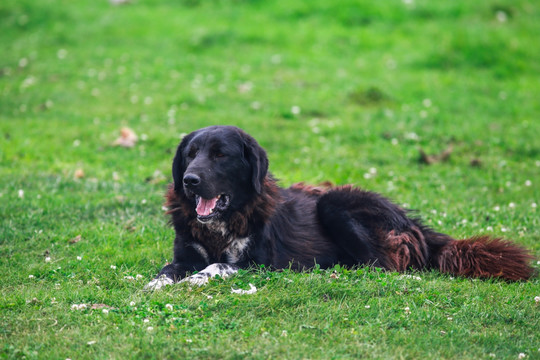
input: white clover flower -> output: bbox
[291,105,301,115]
[102,309,109,314]
[18,189,24,198]
[29,275,35,279]
[143,318,150,323]
[534,296,540,304]
[77,256,82,261]
[147,327,154,331]
[130,301,136,306]
[518,353,526,359]
[110,265,117,270]
[136,274,144,280]
[165,304,173,311]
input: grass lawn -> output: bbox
[1,0,539,358]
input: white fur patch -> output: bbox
[181,263,238,286]
[224,237,250,264]
[144,275,174,291]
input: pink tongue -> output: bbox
[196,197,219,216]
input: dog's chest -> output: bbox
[224,237,250,263]
[190,220,250,263]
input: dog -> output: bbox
[145,125,534,289]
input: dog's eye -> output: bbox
[215,153,225,158]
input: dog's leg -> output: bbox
[316,196,374,265]
[181,263,239,286]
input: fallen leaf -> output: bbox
[418,145,453,165]
[113,127,137,148]
[74,168,85,179]
[69,235,82,244]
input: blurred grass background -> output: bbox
[1,0,539,358]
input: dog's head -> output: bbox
[172,126,268,223]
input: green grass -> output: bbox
[1,0,539,358]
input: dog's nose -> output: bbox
[183,173,201,187]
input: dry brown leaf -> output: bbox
[74,168,85,179]
[69,235,82,244]
[113,127,137,148]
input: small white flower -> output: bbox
[29,275,35,279]
[146,327,154,331]
[422,98,432,108]
[281,330,288,337]
[130,301,136,306]
[509,202,516,208]
[45,257,51,263]
[365,305,371,309]
[532,203,537,209]
[87,340,97,345]
[534,296,540,304]
[102,309,109,314]
[165,304,173,311]
[207,295,213,300]
[141,199,147,204]
[57,49,67,59]
[291,105,301,115]
[447,317,453,321]
[136,274,143,280]
[493,206,500,212]
[525,180,532,187]
[110,265,117,270]
[18,189,24,198]
[143,318,150,323]
[518,353,526,359]
[404,306,411,314]
[124,276,134,281]
[185,339,193,343]
[77,256,82,261]
[496,11,508,23]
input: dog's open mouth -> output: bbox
[195,194,230,222]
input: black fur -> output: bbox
[151,125,534,283]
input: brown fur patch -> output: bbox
[384,227,428,271]
[290,181,333,196]
[437,236,534,281]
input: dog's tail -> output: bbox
[432,235,534,281]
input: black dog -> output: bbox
[145,126,533,289]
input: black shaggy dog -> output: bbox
[146,125,533,289]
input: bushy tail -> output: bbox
[435,236,535,281]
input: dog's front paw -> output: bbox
[143,275,174,291]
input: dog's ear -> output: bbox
[242,132,268,194]
[172,132,196,192]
